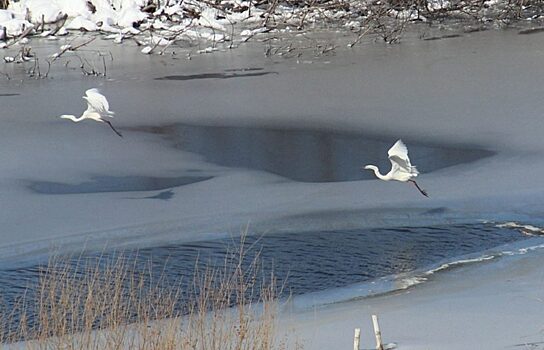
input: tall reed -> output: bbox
[0,238,289,350]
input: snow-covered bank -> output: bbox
[280,238,544,350]
[1,0,259,49]
[1,0,543,62]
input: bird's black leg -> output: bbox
[104,120,123,138]
[409,180,428,197]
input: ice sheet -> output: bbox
[1,29,544,265]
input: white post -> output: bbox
[353,328,361,350]
[372,315,384,350]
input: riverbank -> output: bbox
[281,239,544,349]
[2,0,543,51]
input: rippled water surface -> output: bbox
[0,223,524,314]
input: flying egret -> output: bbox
[59,88,122,138]
[363,139,428,197]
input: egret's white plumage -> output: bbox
[364,139,428,197]
[59,88,122,138]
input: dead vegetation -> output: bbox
[1,0,543,78]
[0,238,288,350]
[0,35,112,80]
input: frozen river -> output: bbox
[1,26,544,308]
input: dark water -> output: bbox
[28,175,212,194]
[166,124,493,182]
[156,70,276,81]
[0,223,523,319]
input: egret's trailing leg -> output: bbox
[409,180,428,197]
[104,120,123,138]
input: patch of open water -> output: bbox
[0,222,528,330]
[140,124,494,182]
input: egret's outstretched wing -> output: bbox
[389,155,419,174]
[83,88,114,116]
[388,139,409,160]
[388,139,419,175]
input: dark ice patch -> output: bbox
[29,175,212,194]
[518,27,544,35]
[142,189,175,200]
[423,34,462,41]
[223,67,264,72]
[155,71,277,81]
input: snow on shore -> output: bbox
[0,0,264,53]
[1,0,541,57]
[280,241,544,350]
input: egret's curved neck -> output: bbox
[365,165,388,180]
[60,114,85,122]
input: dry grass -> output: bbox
[0,238,291,350]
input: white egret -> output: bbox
[59,88,122,138]
[363,139,428,197]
